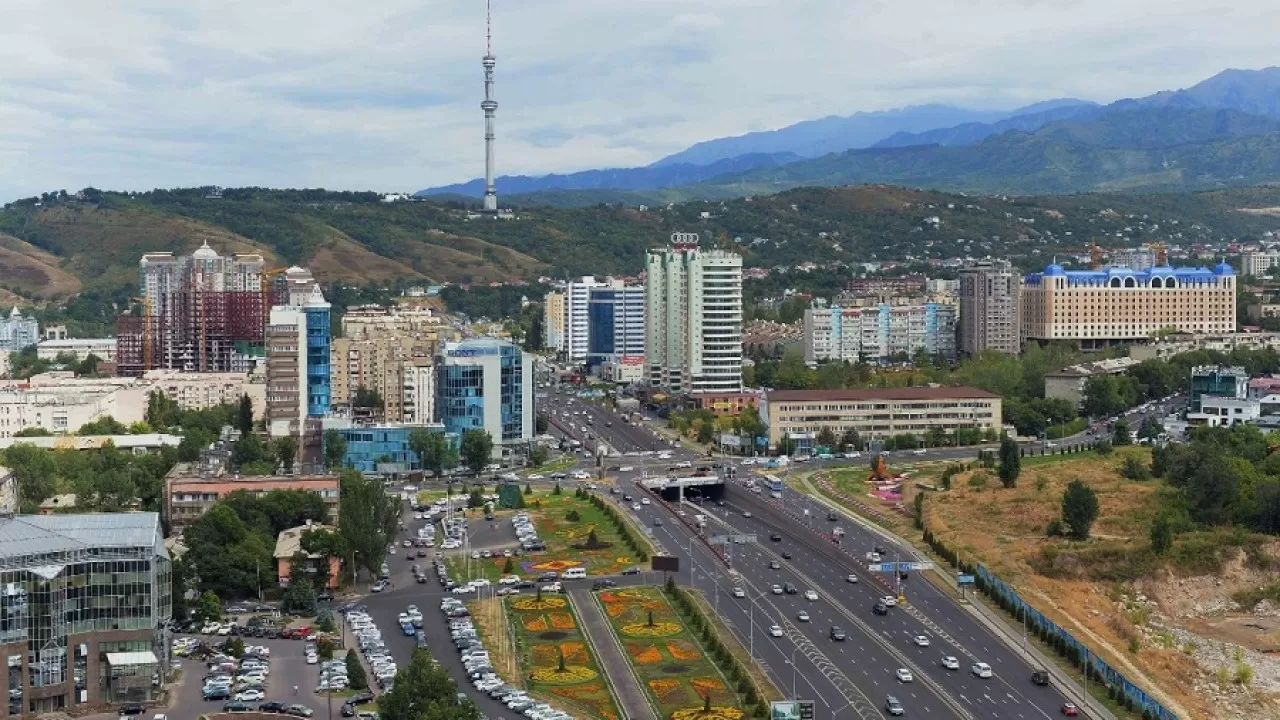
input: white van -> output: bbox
[562,568,587,580]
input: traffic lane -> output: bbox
[628,498,961,719]
[361,584,513,720]
[723,491,1071,719]
[173,635,328,720]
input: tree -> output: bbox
[410,427,452,478]
[1061,480,1100,540]
[460,429,494,475]
[77,415,128,435]
[380,647,480,720]
[997,437,1021,488]
[467,488,484,508]
[4,443,56,509]
[324,429,347,470]
[274,436,298,474]
[345,649,369,691]
[237,394,254,437]
[338,469,397,578]
[839,427,861,452]
[528,445,548,467]
[815,427,837,450]
[283,578,317,615]
[352,385,385,411]
[194,590,222,623]
[1138,416,1164,442]
[1112,418,1132,446]
[775,433,797,457]
[1150,515,1174,555]
[696,419,714,444]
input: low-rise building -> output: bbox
[1043,358,1141,407]
[35,338,117,363]
[761,387,1002,448]
[164,462,339,534]
[274,521,341,589]
[142,370,264,416]
[1187,396,1261,427]
[1242,251,1280,278]
[0,433,180,454]
[0,512,170,713]
[1248,377,1280,399]
[0,308,39,352]
[0,466,14,515]
[683,391,762,417]
[0,381,147,438]
[1189,365,1248,413]
[326,422,456,474]
[1129,332,1280,361]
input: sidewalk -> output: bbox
[568,590,657,720]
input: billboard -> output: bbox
[719,434,743,447]
[770,701,815,720]
[621,355,645,366]
[651,555,680,573]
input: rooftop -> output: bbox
[274,522,337,559]
[767,386,999,402]
[0,512,165,563]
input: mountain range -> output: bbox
[420,67,1280,203]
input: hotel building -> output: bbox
[1020,262,1236,349]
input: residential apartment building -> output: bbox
[163,465,339,533]
[401,358,436,425]
[1020,263,1236,349]
[436,338,533,459]
[142,370,265,416]
[265,287,331,439]
[587,280,645,380]
[1044,357,1141,407]
[563,277,603,363]
[1242,251,1280,278]
[846,275,926,298]
[339,306,451,342]
[330,336,437,422]
[0,512,170,714]
[645,233,743,394]
[804,298,957,364]
[35,338,117,363]
[1111,248,1158,271]
[761,387,1002,447]
[0,383,147,438]
[0,308,38,352]
[542,292,565,350]
[959,260,1021,356]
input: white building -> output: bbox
[401,359,436,425]
[645,233,743,394]
[804,299,957,364]
[0,307,39,352]
[1111,248,1158,271]
[1188,396,1261,427]
[1242,251,1280,278]
[142,370,265,417]
[0,384,146,437]
[587,280,645,379]
[563,276,603,362]
[36,337,118,362]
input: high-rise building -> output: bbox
[329,336,437,423]
[587,280,645,368]
[1242,251,1280,278]
[117,242,269,376]
[804,298,957,364]
[542,292,565,350]
[1020,262,1236,349]
[265,286,331,438]
[1110,248,1157,271]
[561,277,603,363]
[0,307,38,352]
[645,233,743,394]
[959,260,1021,356]
[0,512,171,713]
[340,306,451,342]
[436,338,533,459]
[401,358,436,425]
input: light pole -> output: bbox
[790,646,797,699]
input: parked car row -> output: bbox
[441,597,577,720]
[511,511,546,553]
[343,606,400,690]
[196,641,305,716]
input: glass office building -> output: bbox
[333,424,458,473]
[437,338,533,458]
[0,513,170,716]
[304,291,331,417]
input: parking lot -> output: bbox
[170,635,345,720]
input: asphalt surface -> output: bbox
[171,635,334,720]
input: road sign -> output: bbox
[710,534,756,545]
[869,561,935,572]
[770,701,815,720]
[957,574,975,585]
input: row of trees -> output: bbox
[3,440,177,514]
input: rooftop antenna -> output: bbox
[481,0,499,213]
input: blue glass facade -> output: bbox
[438,364,486,435]
[587,291,616,367]
[335,425,458,473]
[498,344,524,441]
[305,306,331,416]
[437,338,531,447]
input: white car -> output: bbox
[796,611,810,622]
[771,585,784,595]
[452,585,475,595]
[236,689,266,701]
[306,654,318,665]
[631,503,641,511]
[941,656,960,670]
[470,578,491,588]
[913,635,930,647]
[971,662,993,679]
[895,668,913,683]
[732,587,745,598]
[804,590,819,601]
[498,575,520,585]
[388,546,396,555]
[619,466,634,472]
[769,625,783,637]
[881,596,897,607]
[912,448,926,456]
[846,574,858,583]
[640,498,651,505]
[527,474,545,480]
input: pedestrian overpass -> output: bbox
[637,472,726,502]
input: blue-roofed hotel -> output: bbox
[1021,262,1236,349]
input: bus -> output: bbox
[762,475,784,494]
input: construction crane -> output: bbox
[1144,242,1169,266]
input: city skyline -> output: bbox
[2,1,1277,203]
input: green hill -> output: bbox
[4,184,1280,304]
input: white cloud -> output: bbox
[0,0,1276,201]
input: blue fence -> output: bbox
[975,564,1179,720]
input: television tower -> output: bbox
[481,0,499,212]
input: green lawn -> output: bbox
[597,587,746,720]
[450,489,644,583]
[522,456,577,476]
[506,595,621,720]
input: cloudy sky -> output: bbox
[0,0,1275,203]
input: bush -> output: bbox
[1119,455,1151,480]
[1045,518,1065,537]
[565,509,581,523]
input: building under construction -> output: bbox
[116,242,297,376]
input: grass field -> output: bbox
[507,594,620,720]
[598,587,747,720]
[451,489,646,582]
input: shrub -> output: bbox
[1045,518,1065,537]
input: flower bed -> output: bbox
[598,587,746,720]
[506,594,620,720]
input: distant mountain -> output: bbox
[417,152,800,198]
[1130,66,1280,117]
[649,104,1012,167]
[872,102,1102,149]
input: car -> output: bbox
[591,579,617,590]
[118,704,146,716]
[783,583,797,594]
[895,668,913,683]
[258,701,289,713]
[203,687,232,701]
[1031,670,1051,686]
[770,584,783,595]
[881,595,897,607]
[286,705,315,718]
[732,587,745,598]
[769,625,783,637]
[305,654,318,664]
[1061,702,1079,716]
[223,701,254,712]
[972,662,993,679]
[235,689,265,702]
[768,560,781,570]
[803,589,818,601]
[640,498,651,505]
[845,574,858,583]
[941,656,960,670]
[742,511,752,518]
[829,626,846,641]
[631,503,641,511]
[621,566,641,576]
[653,518,663,526]
[781,551,792,559]
[769,533,782,542]
[796,611,810,622]
[885,696,904,716]
[527,474,545,480]
[912,448,926,455]
[913,635,930,647]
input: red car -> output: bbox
[1061,702,1079,717]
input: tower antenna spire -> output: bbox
[486,0,492,57]
[481,0,499,213]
